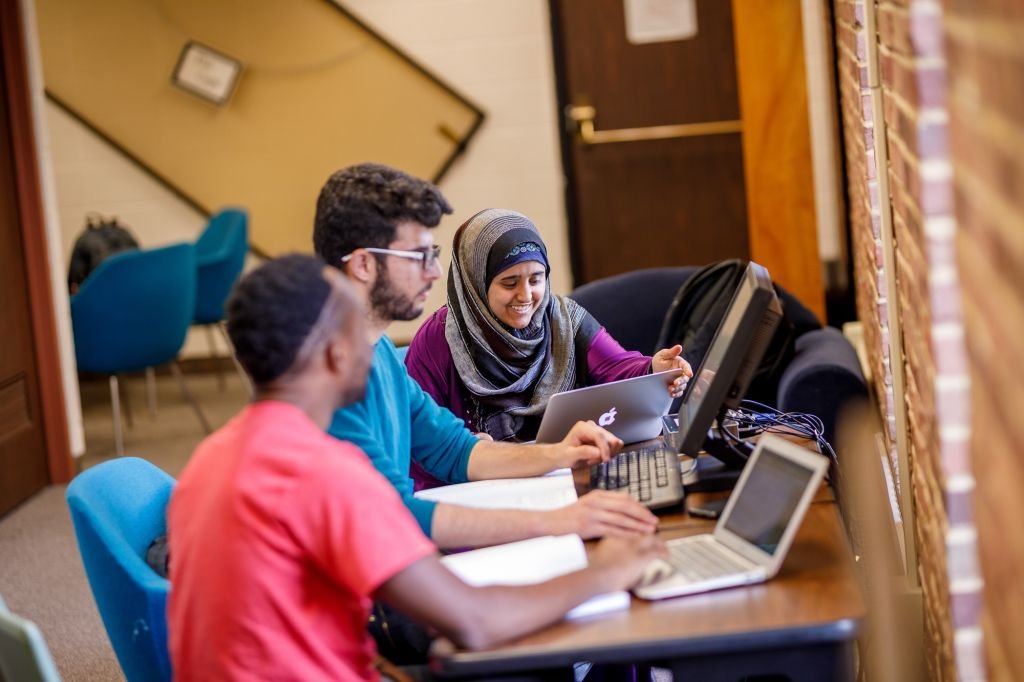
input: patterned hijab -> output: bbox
[445,209,599,441]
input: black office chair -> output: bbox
[569,267,699,355]
[777,326,868,443]
[570,266,866,444]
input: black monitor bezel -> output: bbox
[674,262,782,458]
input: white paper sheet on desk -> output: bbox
[413,469,577,511]
[441,535,630,620]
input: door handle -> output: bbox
[565,104,742,145]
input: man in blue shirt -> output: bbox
[314,163,658,549]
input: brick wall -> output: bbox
[877,2,966,680]
[834,0,985,679]
[835,0,896,452]
[943,1,1024,679]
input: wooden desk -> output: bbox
[430,486,864,681]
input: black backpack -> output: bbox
[655,259,819,406]
[67,214,140,293]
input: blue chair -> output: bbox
[66,458,173,682]
[0,595,62,682]
[194,208,249,391]
[71,243,210,457]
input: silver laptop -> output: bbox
[535,369,683,444]
[634,434,828,600]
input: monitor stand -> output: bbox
[681,433,753,493]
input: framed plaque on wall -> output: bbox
[172,41,242,105]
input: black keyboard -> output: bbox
[590,447,685,510]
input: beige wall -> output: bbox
[36,0,481,259]
[45,0,569,350]
[343,0,570,344]
[46,102,231,358]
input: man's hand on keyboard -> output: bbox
[588,534,668,591]
[553,420,624,468]
[551,490,658,539]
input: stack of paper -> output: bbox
[441,534,630,620]
[413,469,577,511]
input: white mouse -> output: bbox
[636,558,675,588]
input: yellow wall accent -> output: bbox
[36,0,482,256]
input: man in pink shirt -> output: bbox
[168,255,665,681]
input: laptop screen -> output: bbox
[720,448,818,555]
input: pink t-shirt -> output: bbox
[168,401,436,682]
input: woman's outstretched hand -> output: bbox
[652,344,693,397]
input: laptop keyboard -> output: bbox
[667,537,752,581]
[590,446,684,509]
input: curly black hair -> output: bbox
[312,162,453,266]
[226,254,334,387]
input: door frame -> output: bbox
[548,0,585,286]
[1,0,73,484]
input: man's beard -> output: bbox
[369,265,426,322]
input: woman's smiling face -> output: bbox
[486,261,547,329]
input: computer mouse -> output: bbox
[636,558,675,588]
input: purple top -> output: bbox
[405,306,653,489]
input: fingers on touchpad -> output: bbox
[638,559,675,587]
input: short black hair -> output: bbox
[226,254,332,386]
[313,162,453,266]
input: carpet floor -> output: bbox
[0,367,248,680]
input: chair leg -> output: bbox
[120,375,134,429]
[216,321,253,398]
[170,362,212,434]
[145,366,158,418]
[109,375,125,457]
[205,324,226,391]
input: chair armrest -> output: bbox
[777,327,868,442]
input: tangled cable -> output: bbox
[716,400,842,490]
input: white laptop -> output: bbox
[633,434,829,600]
[534,369,684,444]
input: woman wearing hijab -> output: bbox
[405,209,690,463]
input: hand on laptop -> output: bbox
[552,490,658,539]
[587,534,668,591]
[554,420,624,468]
[652,344,693,397]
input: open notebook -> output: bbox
[413,469,577,511]
[441,535,629,620]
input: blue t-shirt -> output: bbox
[328,336,477,536]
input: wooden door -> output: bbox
[551,0,826,320]
[0,0,70,516]
[552,0,749,284]
[0,90,49,515]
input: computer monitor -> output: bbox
[672,261,782,466]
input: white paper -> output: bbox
[414,471,577,511]
[624,0,698,45]
[441,535,630,620]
